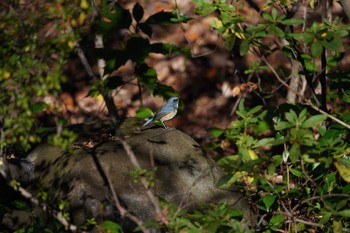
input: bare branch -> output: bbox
[261,56,350,131]
[0,168,77,232]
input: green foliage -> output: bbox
[191,1,350,230]
[0,1,84,151]
[102,220,123,233]
[145,202,249,233]
[130,167,157,188]
[211,99,350,232]
[2,0,350,232]
[90,0,189,102]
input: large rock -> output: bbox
[4,119,255,231]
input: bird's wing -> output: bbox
[153,108,171,120]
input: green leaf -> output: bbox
[272,25,285,38]
[237,99,246,116]
[311,40,323,57]
[285,110,297,124]
[209,128,225,138]
[136,107,153,118]
[290,168,304,178]
[170,13,192,23]
[31,101,48,113]
[301,114,327,128]
[247,105,263,115]
[220,12,232,25]
[193,1,216,15]
[275,121,293,130]
[301,33,314,44]
[334,209,350,218]
[216,174,235,189]
[333,219,343,233]
[136,63,157,92]
[269,215,285,229]
[87,86,101,97]
[239,39,250,56]
[223,34,236,51]
[319,212,332,225]
[281,18,304,25]
[323,37,343,52]
[334,29,349,37]
[271,8,277,21]
[289,143,300,162]
[247,24,266,33]
[133,3,144,22]
[252,138,275,148]
[102,220,123,233]
[262,195,276,212]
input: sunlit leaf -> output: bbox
[290,168,304,178]
[334,161,350,183]
[102,220,123,233]
[252,138,275,148]
[301,114,327,128]
[334,209,350,218]
[209,128,225,138]
[319,212,332,225]
[275,121,293,130]
[333,219,343,233]
[281,18,304,25]
[262,195,276,212]
[269,215,284,229]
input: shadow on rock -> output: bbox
[3,119,256,232]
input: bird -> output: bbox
[141,97,179,128]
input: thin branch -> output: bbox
[291,193,350,213]
[294,218,324,228]
[261,56,350,130]
[75,36,154,231]
[0,168,77,231]
[76,31,167,229]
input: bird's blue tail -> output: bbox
[141,117,154,128]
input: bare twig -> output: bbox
[294,218,324,228]
[261,56,350,130]
[76,37,152,231]
[0,168,77,231]
[76,29,167,230]
[291,193,350,213]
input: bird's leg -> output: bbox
[161,121,167,129]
